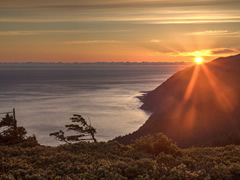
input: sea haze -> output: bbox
[0,63,188,146]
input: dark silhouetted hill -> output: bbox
[116,54,240,147]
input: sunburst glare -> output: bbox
[195,57,203,64]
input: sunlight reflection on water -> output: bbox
[0,64,187,145]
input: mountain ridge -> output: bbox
[116,54,240,147]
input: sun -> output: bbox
[195,57,203,64]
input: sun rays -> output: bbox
[184,65,200,101]
[170,59,238,132]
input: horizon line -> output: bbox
[0,61,192,64]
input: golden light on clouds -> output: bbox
[0,0,240,62]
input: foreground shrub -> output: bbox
[1,136,240,179]
[132,133,180,156]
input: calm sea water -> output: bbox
[0,63,187,146]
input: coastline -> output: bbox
[135,90,150,105]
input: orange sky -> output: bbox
[0,0,240,62]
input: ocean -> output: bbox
[0,63,188,146]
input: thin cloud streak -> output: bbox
[211,48,240,55]
[0,31,37,36]
[170,48,240,57]
[145,18,240,24]
[149,39,162,43]
[0,0,240,24]
[65,40,122,44]
[0,30,131,36]
[1,17,240,24]
[1,0,240,10]
[188,30,240,37]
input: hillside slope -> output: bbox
[116,54,240,147]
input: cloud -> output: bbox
[175,50,212,57]
[65,40,122,44]
[169,48,240,57]
[210,48,240,55]
[1,0,240,10]
[2,15,240,24]
[0,0,239,24]
[188,30,240,37]
[0,31,38,35]
[149,39,161,43]
[188,30,228,35]
[0,30,130,36]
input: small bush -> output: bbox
[132,133,180,156]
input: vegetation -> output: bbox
[1,133,240,179]
[1,113,240,179]
[0,114,38,147]
[50,114,97,143]
[132,133,180,156]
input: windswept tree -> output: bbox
[50,114,97,144]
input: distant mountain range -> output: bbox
[0,61,191,66]
[116,54,240,147]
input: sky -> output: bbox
[0,0,240,62]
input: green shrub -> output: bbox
[1,135,240,179]
[132,133,180,156]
